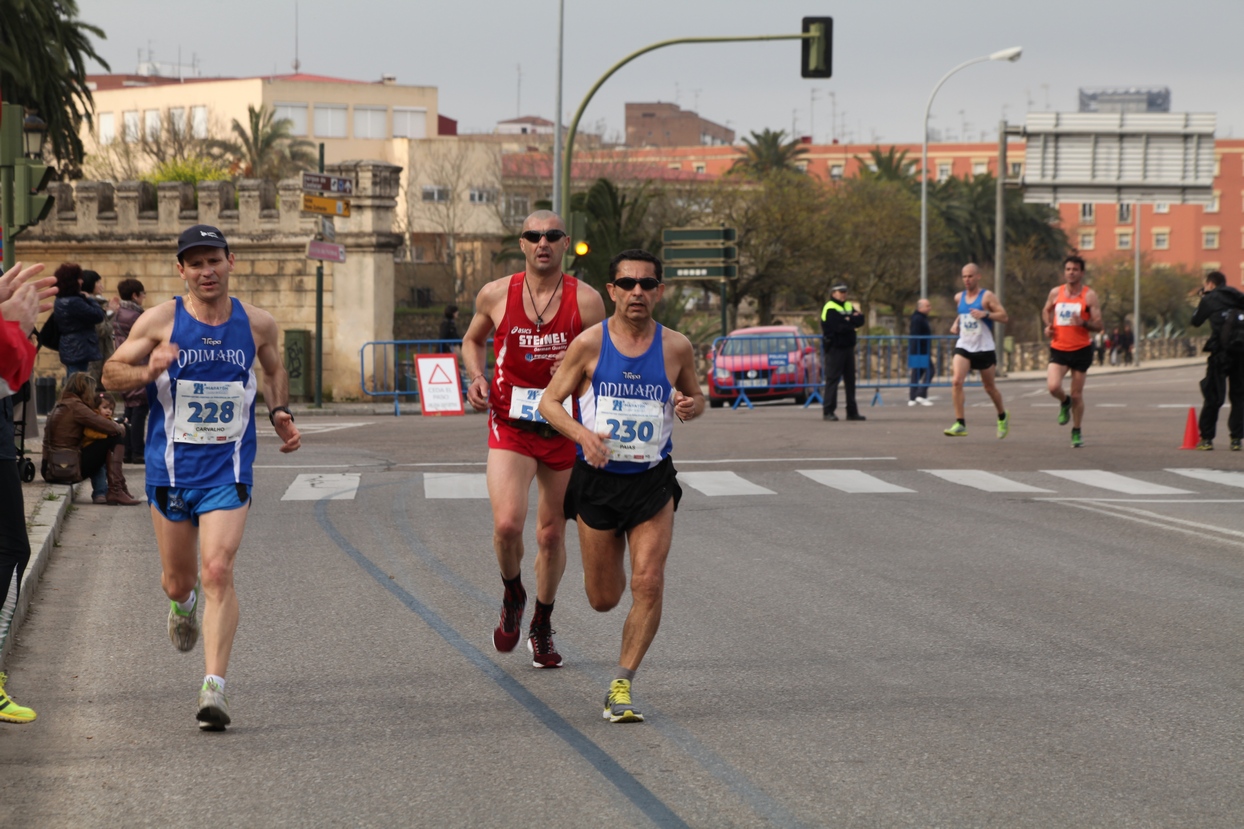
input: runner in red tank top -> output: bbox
[462,210,606,667]
[1042,255,1103,447]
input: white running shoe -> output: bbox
[908,399,918,407]
[917,397,934,407]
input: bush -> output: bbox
[142,158,232,184]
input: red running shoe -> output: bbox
[527,625,564,668]
[492,595,526,652]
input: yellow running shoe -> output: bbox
[0,672,36,724]
[603,679,644,723]
[943,422,967,437]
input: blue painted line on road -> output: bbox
[314,498,690,829]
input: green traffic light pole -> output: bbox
[558,30,821,217]
[1,103,20,272]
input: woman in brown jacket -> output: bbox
[42,372,140,505]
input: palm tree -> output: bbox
[214,105,316,180]
[730,129,809,177]
[0,0,109,169]
[853,146,917,187]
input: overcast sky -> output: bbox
[80,0,1243,143]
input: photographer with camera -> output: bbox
[1190,271,1244,451]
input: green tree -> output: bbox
[142,157,232,185]
[214,105,315,180]
[730,129,809,178]
[0,0,108,169]
[1090,256,1200,335]
[853,146,917,186]
[570,177,658,292]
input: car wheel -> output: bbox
[709,398,724,409]
[792,392,807,405]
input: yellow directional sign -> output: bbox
[302,194,351,217]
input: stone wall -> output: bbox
[21,161,402,400]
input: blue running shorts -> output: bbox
[147,483,252,526]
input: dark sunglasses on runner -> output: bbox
[612,277,661,291]
[520,229,568,243]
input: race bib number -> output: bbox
[173,380,247,444]
[508,386,572,424]
[1055,302,1082,326]
[599,396,664,462]
[959,313,981,332]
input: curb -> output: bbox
[0,480,82,669]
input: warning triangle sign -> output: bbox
[427,364,454,384]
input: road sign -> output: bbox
[320,217,335,242]
[301,172,354,196]
[668,265,737,279]
[415,354,465,416]
[664,246,738,262]
[302,194,351,217]
[662,227,737,245]
[306,240,346,263]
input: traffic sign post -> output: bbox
[662,226,739,337]
[302,193,351,217]
[306,240,346,263]
[301,171,354,196]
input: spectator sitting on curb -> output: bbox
[42,372,140,505]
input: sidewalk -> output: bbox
[998,355,1204,383]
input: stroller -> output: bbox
[12,379,37,482]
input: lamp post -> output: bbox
[920,46,1021,299]
[552,0,564,215]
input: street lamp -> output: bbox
[919,46,1021,299]
[22,113,47,158]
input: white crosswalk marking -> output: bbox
[424,473,489,499]
[679,471,775,497]
[798,469,914,493]
[1165,468,1244,488]
[922,469,1054,493]
[1041,470,1192,495]
[281,473,361,501]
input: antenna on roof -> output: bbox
[292,0,301,72]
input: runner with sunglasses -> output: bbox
[462,210,606,667]
[539,249,704,722]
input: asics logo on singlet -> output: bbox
[511,326,532,334]
[177,348,247,369]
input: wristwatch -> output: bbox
[269,405,294,426]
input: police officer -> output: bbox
[1190,270,1244,451]
[821,283,866,422]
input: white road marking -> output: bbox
[281,473,361,501]
[424,472,490,499]
[1165,468,1244,488]
[1054,501,1244,550]
[678,456,897,464]
[679,472,775,496]
[262,421,372,435]
[1156,404,1199,408]
[798,469,914,493]
[1041,469,1192,495]
[922,469,1054,493]
[1096,403,1126,407]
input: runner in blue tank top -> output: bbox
[540,249,704,723]
[104,225,301,731]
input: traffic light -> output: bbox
[801,17,833,79]
[13,159,54,230]
[566,210,590,270]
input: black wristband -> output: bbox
[269,405,293,426]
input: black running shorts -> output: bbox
[564,455,682,537]
[953,347,997,372]
[1050,346,1093,374]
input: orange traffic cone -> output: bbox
[1180,406,1199,449]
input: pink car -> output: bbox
[706,325,822,408]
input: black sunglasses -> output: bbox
[612,277,661,291]
[520,229,568,243]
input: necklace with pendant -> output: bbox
[525,274,563,330]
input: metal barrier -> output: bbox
[707,334,973,410]
[360,339,485,416]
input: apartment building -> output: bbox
[625,103,734,148]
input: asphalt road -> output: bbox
[3,366,1242,828]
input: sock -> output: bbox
[1061,395,1070,406]
[175,587,197,614]
[204,674,225,691]
[614,667,636,682]
[530,599,554,630]
[998,411,1007,421]
[502,575,526,605]
[956,418,965,427]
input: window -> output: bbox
[143,109,161,140]
[169,107,186,135]
[693,163,706,173]
[1117,204,1133,224]
[1153,230,1170,250]
[1078,231,1095,250]
[274,102,308,136]
[1154,202,1169,214]
[393,107,427,138]
[422,185,450,203]
[411,245,427,262]
[937,162,951,181]
[1116,231,1132,250]
[122,110,140,142]
[504,194,530,221]
[1009,162,1022,177]
[829,164,844,181]
[1079,203,1095,224]
[1203,228,1220,250]
[190,106,207,139]
[313,104,347,138]
[795,161,808,173]
[468,188,497,204]
[667,162,681,170]
[972,161,988,176]
[1203,263,1221,275]
[353,106,387,139]
[1206,192,1220,213]
[98,112,115,145]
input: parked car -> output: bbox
[706,325,822,407]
